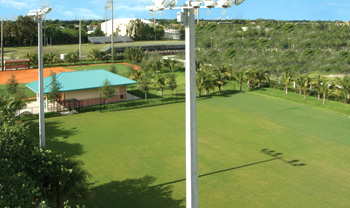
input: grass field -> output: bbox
[65,63,132,75]
[28,92,350,207]
[3,40,185,59]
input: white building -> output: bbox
[101,18,153,37]
[163,28,181,40]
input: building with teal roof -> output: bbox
[26,69,137,109]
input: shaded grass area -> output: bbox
[28,93,350,207]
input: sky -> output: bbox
[1,0,350,21]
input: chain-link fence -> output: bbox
[17,82,241,119]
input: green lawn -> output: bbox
[28,92,350,207]
[0,83,36,98]
[64,63,132,77]
[4,40,185,59]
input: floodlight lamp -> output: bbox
[154,0,167,7]
[217,0,234,8]
[235,0,245,5]
[191,1,202,8]
[146,5,155,11]
[204,0,216,8]
[41,7,52,15]
[167,0,178,8]
[27,6,52,18]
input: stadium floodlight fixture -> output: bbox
[204,0,216,8]
[146,1,246,208]
[235,0,245,5]
[167,0,178,8]
[217,0,234,8]
[27,6,52,20]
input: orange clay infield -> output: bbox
[0,63,140,85]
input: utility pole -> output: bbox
[79,20,82,65]
[1,20,4,71]
[111,0,114,63]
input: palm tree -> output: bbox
[313,74,323,99]
[129,69,142,81]
[89,48,103,63]
[169,59,178,73]
[226,65,235,80]
[44,157,90,208]
[301,75,311,99]
[203,70,215,95]
[167,74,177,97]
[233,70,245,92]
[195,61,202,73]
[254,70,270,88]
[335,76,350,104]
[152,75,166,96]
[295,75,306,95]
[213,68,226,93]
[196,71,205,97]
[245,70,255,89]
[151,60,162,77]
[281,71,293,94]
[320,79,331,104]
[137,73,150,101]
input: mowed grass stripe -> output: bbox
[29,93,350,207]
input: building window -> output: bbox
[120,95,124,99]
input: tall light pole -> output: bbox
[27,6,52,150]
[147,1,245,207]
[1,20,4,71]
[111,0,114,63]
[79,19,82,65]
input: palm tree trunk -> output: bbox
[317,91,321,99]
[145,92,147,101]
[285,85,288,94]
[218,85,222,93]
[304,89,306,99]
[299,87,302,95]
[240,82,243,92]
[323,95,326,104]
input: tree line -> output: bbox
[131,53,350,105]
[1,17,104,47]
[195,19,350,74]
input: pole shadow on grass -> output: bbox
[155,149,306,188]
[86,176,185,208]
[154,157,281,188]
[27,121,84,158]
[260,148,306,166]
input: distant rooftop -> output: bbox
[88,36,133,44]
[26,69,136,94]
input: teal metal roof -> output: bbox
[25,69,136,94]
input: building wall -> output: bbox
[101,18,152,36]
[60,86,127,109]
[64,86,126,101]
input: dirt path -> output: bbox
[0,63,140,84]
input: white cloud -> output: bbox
[0,0,28,10]
[0,0,41,10]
